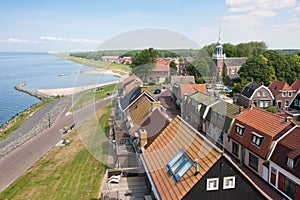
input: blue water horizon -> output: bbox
[0,52,119,126]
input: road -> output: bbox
[0,95,114,192]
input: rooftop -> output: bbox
[268,80,294,96]
[180,84,207,96]
[241,82,261,99]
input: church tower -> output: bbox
[212,29,226,80]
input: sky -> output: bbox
[0,0,300,52]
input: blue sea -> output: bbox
[0,52,119,126]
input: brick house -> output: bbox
[238,82,274,109]
[226,107,295,180]
[268,80,295,110]
[269,126,300,200]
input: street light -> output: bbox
[48,112,51,128]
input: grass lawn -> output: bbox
[57,54,131,75]
[71,83,120,111]
[0,105,112,200]
[0,99,54,141]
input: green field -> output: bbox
[0,105,112,200]
[71,83,120,111]
[57,54,131,75]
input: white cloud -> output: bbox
[7,38,31,43]
[39,36,99,43]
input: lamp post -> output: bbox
[48,112,51,128]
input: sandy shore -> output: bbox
[37,80,122,96]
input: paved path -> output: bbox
[0,95,115,192]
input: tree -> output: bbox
[188,48,213,78]
[238,56,276,85]
[170,61,177,75]
[130,48,158,81]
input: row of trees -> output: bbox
[238,50,300,86]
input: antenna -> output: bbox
[218,26,221,43]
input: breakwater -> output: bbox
[15,83,48,100]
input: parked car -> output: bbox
[153,89,161,94]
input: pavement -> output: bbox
[0,95,115,192]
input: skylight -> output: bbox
[166,149,193,183]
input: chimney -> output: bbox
[284,116,292,123]
[194,159,199,175]
[140,86,147,92]
[139,128,148,147]
[239,106,244,114]
[151,101,161,111]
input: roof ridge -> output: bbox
[177,116,223,154]
[251,107,286,120]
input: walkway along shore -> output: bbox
[15,83,48,100]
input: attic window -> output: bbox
[166,149,193,183]
[251,132,264,147]
[282,91,287,97]
[206,178,219,191]
[223,176,236,189]
[288,91,292,97]
[236,124,245,136]
[287,157,294,168]
[257,91,261,97]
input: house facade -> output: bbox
[146,59,170,83]
[269,126,300,200]
[268,80,295,110]
[238,82,274,109]
[141,116,271,200]
[227,107,294,180]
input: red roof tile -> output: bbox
[154,59,170,72]
[143,117,222,200]
[268,80,293,96]
[229,107,294,159]
[180,84,207,96]
[271,126,300,178]
[292,80,300,91]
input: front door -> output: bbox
[241,146,246,164]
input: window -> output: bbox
[232,142,239,157]
[236,124,245,136]
[223,176,235,189]
[282,91,287,97]
[263,91,267,97]
[295,99,299,107]
[287,157,294,168]
[257,91,261,97]
[206,178,219,191]
[166,149,193,183]
[285,100,289,107]
[249,153,259,171]
[270,167,277,186]
[288,91,292,97]
[284,176,297,200]
[251,132,264,147]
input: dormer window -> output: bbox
[251,132,264,147]
[282,91,287,97]
[236,124,245,136]
[288,91,292,97]
[287,157,294,168]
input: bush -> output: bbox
[195,77,205,84]
[266,107,277,114]
[148,82,156,86]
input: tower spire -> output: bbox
[218,26,221,44]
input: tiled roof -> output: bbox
[171,76,195,86]
[120,87,142,110]
[229,107,294,159]
[143,116,222,200]
[205,101,241,132]
[139,109,171,149]
[268,80,293,96]
[241,82,261,99]
[270,126,300,178]
[291,80,300,91]
[180,84,207,96]
[225,57,247,67]
[128,95,153,126]
[154,59,170,72]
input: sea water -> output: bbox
[0,52,119,126]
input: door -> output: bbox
[241,146,246,164]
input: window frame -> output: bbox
[263,91,267,97]
[282,91,287,97]
[232,141,239,157]
[257,91,261,97]
[206,178,219,191]
[249,152,259,172]
[251,132,264,147]
[223,176,236,189]
[235,123,245,137]
[287,157,294,168]
[285,100,289,107]
[288,91,292,97]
